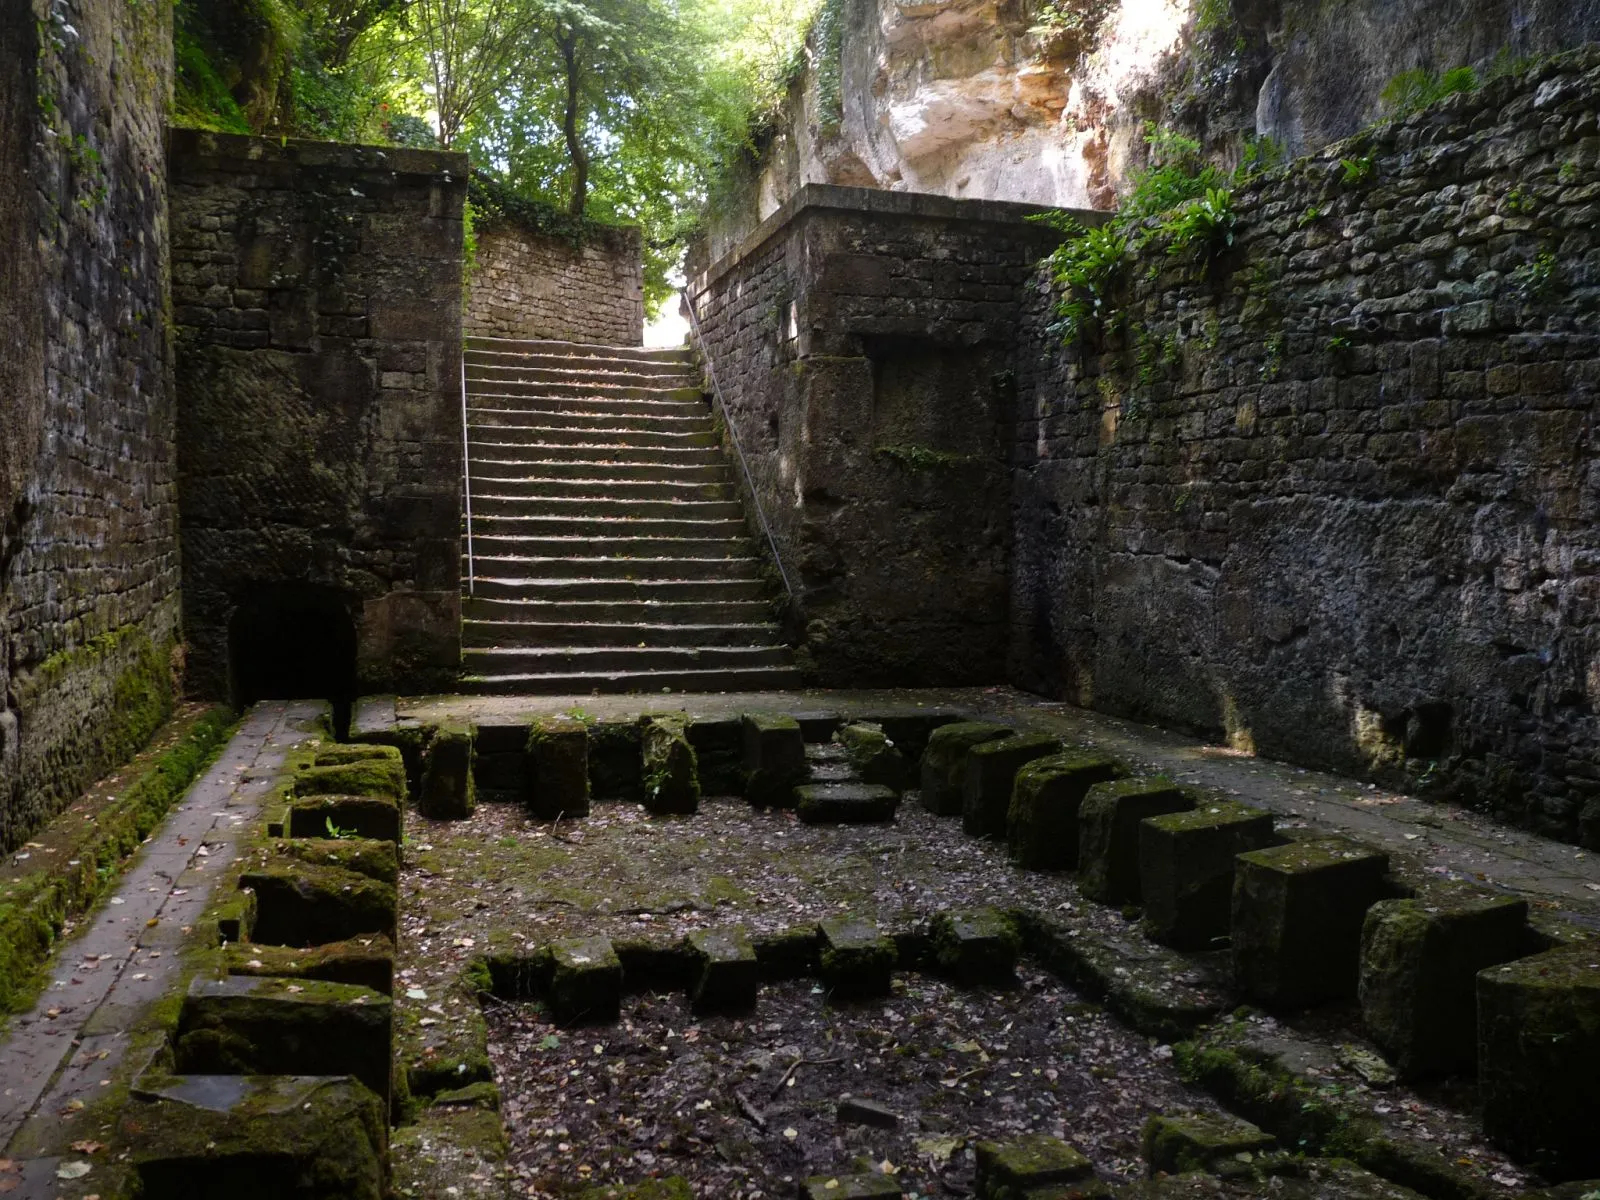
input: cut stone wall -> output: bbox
[1012,48,1600,845]
[690,185,1063,684]
[465,219,643,346]
[0,0,180,852]
[169,131,468,702]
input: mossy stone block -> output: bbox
[240,861,397,947]
[838,721,909,792]
[1359,885,1527,1078]
[931,907,1019,985]
[1007,749,1128,870]
[122,1073,387,1200]
[641,715,700,814]
[963,733,1063,840]
[526,716,590,819]
[754,927,822,979]
[295,757,406,801]
[685,716,743,794]
[919,721,1012,816]
[1077,777,1190,904]
[548,935,622,1024]
[1141,1112,1273,1174]
[578,1178,693,1199]
[419,723,476,820]
[818,918,896,1000]
[273,836,399,883]
[614,935,698,994]
[742,712,807,808]
[1478,942,1600,1179]
[315,743,404,768]
[225,934,396,995]
[796,782,900,824]
[876,711,963,766]
[686,926,759,1014]
[800,1173,902,1199]
[287,794,402,843]
[174,975,393,1102]
[1231,836,1391,1008]
[1139,799,1276,949]
[974,1133,1093,1198]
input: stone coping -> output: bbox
[168,127,470,181]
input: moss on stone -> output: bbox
[526,716,590,819]
[1141,1112,1274,1174]
[314,743,404,768]
[578,1178,694,1199]
[837,721,908,792]
[974,1133,1093,1198]
[1139,797,1276,950]
[295,757,407,801]
[270,835,399,883]
[919,721,1012,816]
[419,723,476,819]
[741,712,807,808]
[224,934,395,995]
[1075,775,1190,904]
[548,935,623,1024]
[1005,749,1127,871]
[641,714,700,814]
[286,795,402,843]
[930,907,1020,985]
[238,860,397,947]
[818,917,896,1000]
[962,733,1063,840]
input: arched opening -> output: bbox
[228,585,358,737]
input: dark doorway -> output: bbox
[228,585,358,736]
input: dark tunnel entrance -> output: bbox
[228,584,358,737]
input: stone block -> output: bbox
[800,1174,902,1199]
[742,712,807,808]
[1077,777,1191,904]
[796,782,900,824]
[876,711,963,765]
[837,721,908,792]
[121,1073,388,1200]
[294,757,407,801]
[577,1179,693,1199]
[974,1134,1093,1198]
[919,721,1012,815]
[641,715,700,814]
[1141,1112,1274,1174]
[526,716,590,819]
[930,907,1019,985]
[1478,943,1600,1179]
[1358,885,1527,1077]
[240,862,397,947]
[686,715,743,793]
[963,733,1063,840]
[225,934,396,995]
[836,1096,899,1128]
[1139,799,1276,948]
[174,975,393,1102]
[419,723,475,820]
[273,836,399,883]
[1232,836,1391,1008]
[287,795,402,843]
[818,918,896,1000]
[314,743,404,769]
[686,926,758,1014]
[1007,750,1128,870]
[548,935,622,1024]
[753,928,822,979]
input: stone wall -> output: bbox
[465,218,643,346]
[0,0,180,852]
[690,185,1063,684]
[170,131,467,702]
[1012,48,1600,844]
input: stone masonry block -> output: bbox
[800,1174,901,1199]
[419,723,475,820]
[526,716,590,819]
[974,1133,1093,1198]
[240,862,398,948]
[838,721,908,792]
[1478,942,1600,1179]
[1359,884,1527,1078]
[287,795,402,843]
[642,715,700,814]
[930,908,1019,985]
[1007,749,1128,870]
[818,918,896,1000]
[686,926,759,1014]
[796,782,899,824]
[1141,1112,1274,1175]
[225,934,396,996]
[963,733,1062,840]
[742,712,807,808]
[1139,799,1276,949]
[548,935,623,1024]
[1232,836,1391,1008]
[1077,777,1191,905]
[295,756,406,801]
[919,721,1012,815]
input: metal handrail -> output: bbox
[460,351,475,596]
[681,288,795,603]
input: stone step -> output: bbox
[469,459,733,485]
[466,335,695,364]
[466,365,699,392]
[469,424,718,449]
[461,663,805,695]
[463,619,782,648]
[471,534,755,559]
[470,476,735,502]
[468,576,770,602]
[467,406,713,432]
[467,441,724,466]
[465,393,708,420]
[462,354,698,383]
[469,513,749,539]
[463,643,793,675]
[469,495,745,521]
[466,375,702,403]
[462,595,775,625]
[466,553,763,582]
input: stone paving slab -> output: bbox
[396,687,1600,920]
[0,701,326,1157]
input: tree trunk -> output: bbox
[560,30,589,217]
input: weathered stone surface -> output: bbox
[240,862,398,948]
[548,936,623,1025]
[225,935,396,996]
[174,975,393,1101]
[963,733,1062,840]
[818,918,896,999]
[1007,749,1128,870]
[641,715,700,814]
[930,907,1019,985]
[315,743,404,768]
[836,1096,900,1129]
[1139,799,1276,949]
[753,928,822,979]
[800,1172,902,1199]
[466,216,643,346]
[1358,885,1527,1078]
[742,712,807,808]
[295,757,407,802]
[796,782,900,824]
[527,716,590,819]
[686,716,744,794]
[1077,777,1190,904]
[272,836,400,884]
[1478,942,1600,1179]
[838,721,909,792]
[1232,837,1391,1007]
[974,1133,1093,1197]
[419,724,476,820]
[686,926,759,1014]
[1141,1112,1274,1175]
[875,711,963,766]
[287,795,402,844]
[920,721,1013,815]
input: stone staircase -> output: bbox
[460,336,800,694]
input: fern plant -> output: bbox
[1163,188,1236,260]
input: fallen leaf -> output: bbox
[69,1140,105,1154]
[56,1161,92,1180]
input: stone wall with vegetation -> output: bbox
[691,185,1062,684]
[1011,48,1600,844]
[466,217,644,346]
[170,131,468,700]
[0,0,180,852]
